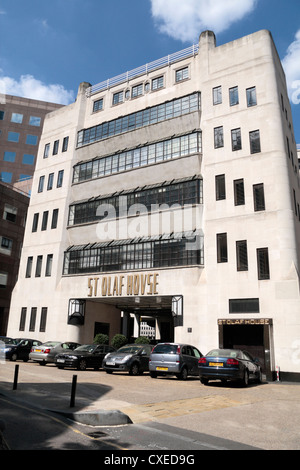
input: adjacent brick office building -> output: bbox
[7,30,300,381]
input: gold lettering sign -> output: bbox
[88,273,159,298]
[218,318,272,325]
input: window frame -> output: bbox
[217,233,228,263]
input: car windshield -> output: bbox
[74,345,97,353]
[117,346,143,354]
[0,337,16,345]
[152,344,178,354]
[206,349,240,358]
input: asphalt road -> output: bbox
[0,360,299,451]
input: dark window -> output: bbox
[38,176,45,193]
[19,307,27,331]
[77,93,200,147]
[43,143,50,159]
[69,178,202,226]
[214,126,224,148]
[39,307,47,332]
[29,307,37,332]
[47,173,54,190]
[253,183,265,211]
[57,170,64,188]
[45,254,53,277]
[229,298,260,313]
[63,232,203,275]
[229,86,239,106]
[35,255,43,277]
[215,174,226,200]
[250,130,261,153]
[257,248,270,280]
[51,209,59,229]
[213,86,222,105]
[62,136,69,152]
[53,140,59,155]
[32,213,39,232]
[234,179,245,206]
[247,87,257,107]
[25,257,33,278]
[41,211,48,231]
[236,240,248,271]
[217,233,227,263]
[231,128,242,151]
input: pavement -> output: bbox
[1,361,300,450]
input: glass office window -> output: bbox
[4,151,16,162]
[26,135,38,145]
[11,113,23,123]
[8,132,20,142]
[22,154,35,165]
[29,116,41,126]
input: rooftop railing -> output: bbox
[86,44,199,97]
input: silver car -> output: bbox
[149,343,203,380]
[29,341,81,365]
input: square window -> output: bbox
[29,116,41,126]
[4,151,16,162]
[152,76,164,91]
[26,135,38,145]
[113,91,123,105]
[8,131,20,142]
[22,154,35,165]
[176,67,189,82]
[0,172,12,183]
[93,99,103,112]
[11,113,23,123]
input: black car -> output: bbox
[1,338,42,362]
[198,348,262,386]
[55,344,115,370]
[102,344,153,375]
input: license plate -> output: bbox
[35,349,41,352]
[209,362,223,367]
[106,361,115,366]
[156,367,168,371]
[56,359,65,363]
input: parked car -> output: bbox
[198,348,262,386]
[103,344,152,375]
[55,344,115,370]
[149,343,203,380]
[0,338,42,362]
[29,341,81,365]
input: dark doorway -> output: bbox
[94,321,110,339]
[219,323,272,378]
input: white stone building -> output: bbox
[7,30,300,381]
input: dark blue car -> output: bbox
[198,348,262,386]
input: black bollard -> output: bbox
[70,375,77,408]
[13,364,19,390]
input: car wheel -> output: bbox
[150,372,157,378]
[39,361,46,366]
[129,363,140,376]
[242,369,249,387]
[78,359,87,371]
[10,353,18,362]
[105,370,113,374]
[177,367,188,380]
[200,378,209,385]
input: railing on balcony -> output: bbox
[86,44,199,97]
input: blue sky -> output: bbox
[1,0,300,143]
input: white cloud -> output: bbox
[151,0,258,42]
[282,30,300,105]
[0,74,74,105]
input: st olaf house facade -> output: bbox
[7,30,300,381]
